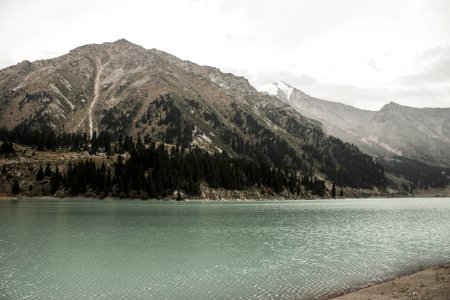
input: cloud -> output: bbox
[253,70,317,88]
[366,61,381,71]
[0,55,16,68]
[399,47,450,85]
[0,0,449,110]
[252,65,450,111]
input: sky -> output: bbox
[1,0,449,110]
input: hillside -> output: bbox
[0,40,386,196]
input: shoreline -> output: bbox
[2,194,450,202]
[325,264,450,300]
[2,195,450,202]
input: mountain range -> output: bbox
[3,39,450,193]
[267,81,450,167]
[0,39,387,190]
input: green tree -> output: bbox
[0,141,15,154]
[36,165,44,181]
[44,163,52,177]
[50,166,61,194]
[331,182,336,198]
[11,180,20,194]
[312,179,326,197]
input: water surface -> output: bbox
[1,198,450,299]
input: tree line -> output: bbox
[1,125,340,198]
[41,142,331,198]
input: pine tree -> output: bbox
[0,141,14,154]
[50,166,61,194]
[331,182,336,198]
[11,180,20,194]
[115,155,124,177]
[44,163,52,177]
[176,190,183,201]
[36,165,44,181]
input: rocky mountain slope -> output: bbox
[267,82,450,167]
[0,39,386,189]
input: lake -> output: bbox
[1,198,450,299]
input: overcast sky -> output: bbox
[1,0,449,110]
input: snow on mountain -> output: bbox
[263,81,294,101]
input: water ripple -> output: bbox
[1,198,450,299]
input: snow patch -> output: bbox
[260,81,294,100]
[276,81,294,100]
[260,83,279,96]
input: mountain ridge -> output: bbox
[267,81,450,167]
[0,39,387,190]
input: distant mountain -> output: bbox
[0,39,386,189]
[267,81,450,167]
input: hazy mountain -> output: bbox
[267,81,450,167]
[0,39,386,189]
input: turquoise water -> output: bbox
[1,198,450,299]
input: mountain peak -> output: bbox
[108,38,144,50]
[387,101,400,106]
[380,101,403,112]
[274,81,294,99]
[262,81,310,102]
[113,38,133,44]
[263,81,294,100]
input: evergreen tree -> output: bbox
[176,190,183,201]
[44,163,52,177]
[36,165,44,181]
[11,180,20,194]
[312,179,326,197]
[0,141,15,154]
[331,182,336,198]
[50,166,61,194]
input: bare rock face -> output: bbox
[268,82,450,166]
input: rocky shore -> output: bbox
[327,264,450,300]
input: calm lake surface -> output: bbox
[1,198,450,299]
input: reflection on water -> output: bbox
[1,198,450,299]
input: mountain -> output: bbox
[0,39,386,189]
[267,81,450,167]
